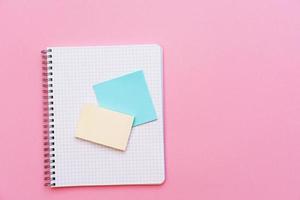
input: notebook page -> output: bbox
[49,44,165,186]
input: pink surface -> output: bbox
[1,0,300,199]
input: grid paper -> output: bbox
[47,44,165,187]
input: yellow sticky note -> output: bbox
[75,104,134,151]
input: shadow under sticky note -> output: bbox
[75,104,134,151]
[93,70,157,126]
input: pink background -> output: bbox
[1,0,300,199]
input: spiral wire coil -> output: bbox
[41,49,56,186]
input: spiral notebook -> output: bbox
[42,44,165,187]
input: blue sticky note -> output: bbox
[93,70,157,126]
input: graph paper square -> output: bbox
[47,44,165,187]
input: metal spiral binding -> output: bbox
[41,49,56,186]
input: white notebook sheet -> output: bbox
[42,44,165,187]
